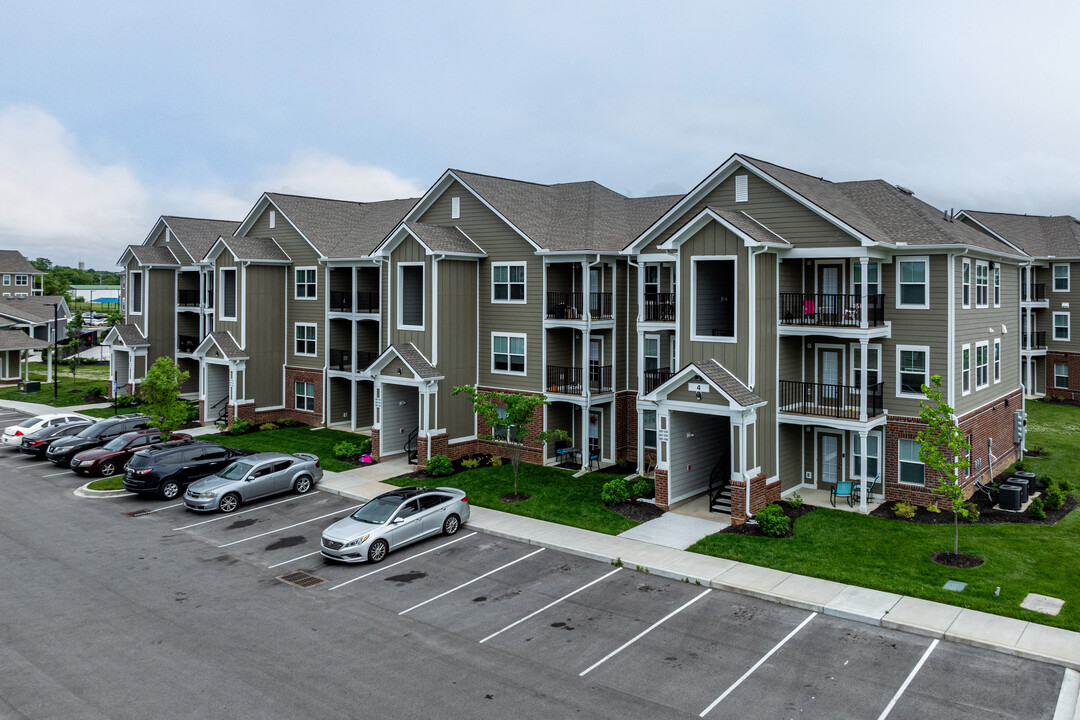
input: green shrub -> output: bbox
[600,478,630,505]
[461,457,481,469]
[333,441,360,459]
[426,455,454,478]
[259,422,279,432]
[786,492,803,509]
[754,503,790,538]
[276,417,301,428]
[1029,496,1047,519]
[358,436,372,454]
[225,418,251,436]
[114,393,139,408]
[893,501,916,519]
[183,402,200,423]
[925,502,941,514]
[961,501,980,523]
[488,456,502,467]
[1043,486,1067,511]
[631,478,654,499]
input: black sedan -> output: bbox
[20,421,96,459]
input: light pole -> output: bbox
[50,302,59,401]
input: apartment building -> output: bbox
[0,251,46,297]
[106,154,1032,522]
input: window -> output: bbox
[491,332,525,374]
[1053,263,1070,292]
[734,174,748,202]
[643,411,657,448]
[993,266,1001,307]
[961,345,970,395]
[1054,312,1070,342]
[220,268,237,320]
[294,267,317,299]
[1055,362,1069,389]
[295,381,315,412]
[269,210,276,229]
[851,345,880,387]
[451,196,461,219]
[993,338,1001,383]
[853,262,879,297]
[898,438,925,485]
[130,271,143,314]
[897,257,929,308]
[644,265,659,296]
[493,406,520,442]
[974,261,989,307]
[492,262,526,302]
[294,323,317,356]
[15,275,27,286]
[897,347,929,397]
[398,263,424,330]
[644,335,659,372]
[961,259,970,308]
[692,257,736,341]
[975,342,989,389]
[2,274,9,286]
[851,433,880,480]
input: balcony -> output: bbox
[1021,284,1047,303]
[643,293,676,322]
[589,292,613,319]
[545,292,613,320]
[177,334,200,353]
[779,380,884,420]
[1023,331,1047,350]
[330,290,380,314]
[177,289,200,307]
[546,364,613,395]
[329,348,379,373]
[643,367,673,393]
[779,293,885,328]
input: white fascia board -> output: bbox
[893,244,1027,263]
[233,194,326,259]
[117,247,137,266]
[643,362,748,409]
[374,224,428,257]
[783,246,892,260]
[953,212,1030,257]
[140,217,168,247]
[657,208,788,251]
[324,258,381,267]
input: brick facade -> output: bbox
[280,366,324,425]
[1045,352,1080,401]
[654,468,669,509]
[615,391,637,462]
[728,472,777,524]
[473,386,545,465]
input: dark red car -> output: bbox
[71,430,193,477]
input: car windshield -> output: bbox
[219,462,252,480]
[102,435,130,451]
[77,423,110,439]
[350,496,403,525]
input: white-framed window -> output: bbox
[294,323,317,356]
[993,338,1001,383]
[451,196,461,219]
[975,261,989,307]
[644,265,659,296]
[491,332,526,375]
[644,335,660,372]
[961,344,970,395]
[734,174,748,202]
[853,261,880,298]
[1053,263,1070,292]
[2,274,9,286]
[851,431,881,481]
[993,265,1001,307]
[643,410,657,448]
[1055,362,1069,389]
[1054,311,1070,342]
[397,262,425,330]
[975,341,989,389]
[851,344,881,388]
[961,258,971,308]
[898,438,925,486]
[491,262,526,303]
[14,275,27,286]
[897,346,929,397]
[691,256,736,342]
[130,270,143,315]
[294,267,317,299]
[896,257,929,309]
[294,381,315,412]
[220,268,237,320]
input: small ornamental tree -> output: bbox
[917,374,972,555]
[62,312,84,389]
[141,356,191,440]
[451,385,570,497]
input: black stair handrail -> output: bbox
[210,395,228,423]
[708,453,730,513]
[405,427,419,465]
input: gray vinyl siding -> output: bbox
[437,259,478,440]
[355,380,374,428]
[244,265,286,407]
[329,377,350,423]
[668,412,729,500]
[146,269,175,369]
[643,166,860,253]
[177,357,199,395]
[1045,260,1080,353]
[328,318,350,360]
[387,236,432,359]
[357,320,379,360]
[778,424,802,491]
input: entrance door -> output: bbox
[818,347,841,403]
[818,432,842,487]
[818,264,842,321]
[589,337,603,390]
[588,409,601,460]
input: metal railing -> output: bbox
[589,363,613,392]
[1021,284,1047,302]
[329,290,380,313]
[546,292,583,319]
[590,292,613,319]
[177,334,199,353]
[355,350,377,371]
[779,293,885,327]
[177,289,199,307]
[1023,331,1047,350]
[643,367,673,393]
[643,292,676,321]
[329,348,351,371]
[545,364,613,394]
[356,291,379,313]
[779,380,884,419]
[329,290,352,312]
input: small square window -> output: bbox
[14,275,27,286]
[1055,363,1069,389]
[492,333,526,374]
[295,268,317,299]
[492,262,526,302]
[1053,264,1070,292]
[294,323,317,356]
[295,381,315,411]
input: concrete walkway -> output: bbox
[316,468,1080,673]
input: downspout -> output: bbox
[321,259,329,427]
[585,255,602,458]
[947,249,969,410]
[747,246,768,389]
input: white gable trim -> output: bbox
[234,194,325,259]
[192,331,248,360]
[657,208,789,251]
[644,362,750,409]
[374,223,486,259]
[953,212,1031,257]
[367,344,445,381]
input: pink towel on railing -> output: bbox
[802,300,815,315]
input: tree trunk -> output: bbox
[953,515,959,555]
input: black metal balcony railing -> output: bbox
[546,364,613,394]
[329,348,350,371]
[329,290,352,312]
[643,293,676,322]
[1021,284,1047,302]
[177,334,199,353]
[643,367,673,393]
[590,292,613,319]
[589,363,613,392]
[779,380,884,420]
[177,289,199,307]
[1023,331,1047,350]
[546,292,583,319]
[779,293,885,327]
[355,350,377,371]
[356,291,379,314]
[329,290,380,313]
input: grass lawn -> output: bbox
[0,381,108,407]
[389,463,640,536]
[211,427,369,473]
[87,475,124,491]
[82,406,136,419]
[690,398,1080,632]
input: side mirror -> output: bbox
[392,516,405,524]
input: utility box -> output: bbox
[1009,476,1030,503]
[1014,410,1027,444]
[999,484,1023,511]
[17,380,40,393]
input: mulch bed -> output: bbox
[605,500,664,523]
[931,552,984,569]
[500,492,530,504]
[868,476,1077,526]
[720,501,815,538]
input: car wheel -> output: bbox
[368,539,388,563]
[218,493,240,513]
[160,481,181,500]
[442,514,460,536]
[294,475,312,494]
[98,461,117,477]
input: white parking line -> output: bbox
[875,639,939,720]
[217,505,363,548]
[580,587,712,677]
[329,532,478,589]
[699,611,817,717]
[174,493,321,530]
[268,551,322,569]
[399,548,546,615]
[480,567,622,644]
[147,502,184,513]
[42,471,73,478]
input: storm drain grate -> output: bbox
[277,571,327,589]
[125,509,154,518]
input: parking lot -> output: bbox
[0,405,1072,719]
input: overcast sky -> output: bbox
[1,1,1078,267]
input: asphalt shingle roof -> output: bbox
[404,222,484,256]
[112,324,148,347]
[961,211,1080,258]
[163,217,241,263]
[705,208,790,246]
[128,245,180,266]
[695,360,764,407]
[206,331,244,358]
[0,296,68,324]
[0,251,42,275]
[0,329,47,350]
[217,237,291,262]
[392,343,441,379]
[265,193,419,258]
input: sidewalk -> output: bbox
[317,466,1080,673]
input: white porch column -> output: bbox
[859,337,868,422]
[859,429,869,513]
[350,379,357,433]
[580,404,589,466]
[859,257,869,329]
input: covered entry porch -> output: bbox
[192,331,248,425]
[544,398,614,469]
[368,343,444,466]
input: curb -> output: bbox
[74,482,131,499]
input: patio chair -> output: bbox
[852,474,880,502]
[831,480,854,507]
[553,439,571,463]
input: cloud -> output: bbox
[251,150,425,201]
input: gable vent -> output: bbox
[735,175,748,203]
[451,196,461,219]
[269,210,276,229]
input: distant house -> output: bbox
[0,251,45,297]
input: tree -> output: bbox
[452,386,570,497]
[61,313,84,389]
[141,357,191,440]
[917,374,972,555]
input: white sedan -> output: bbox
[1,413,93,448]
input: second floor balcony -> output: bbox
[779,379,885,421]
[177,334,200,353]
[1021,284,1047,303]
[643,367,673,393]
[330,290,380,314]
[546,363,613,395]
[1023,331,1047,350]
[780,293,885,329]
[177,289,200,307]
[546,292,614,320]
[642,293,676,322]
[329,348,379,373]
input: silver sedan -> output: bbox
[183,451,322,513]
[321,486,470,563]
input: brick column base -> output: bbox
[197,399,205,424]
[730,480,747,524]
[370,428,381,462]
[654,469,669,510]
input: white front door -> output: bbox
[820,348,840,400]
[819,434,840,486]
[589,410,601,457]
